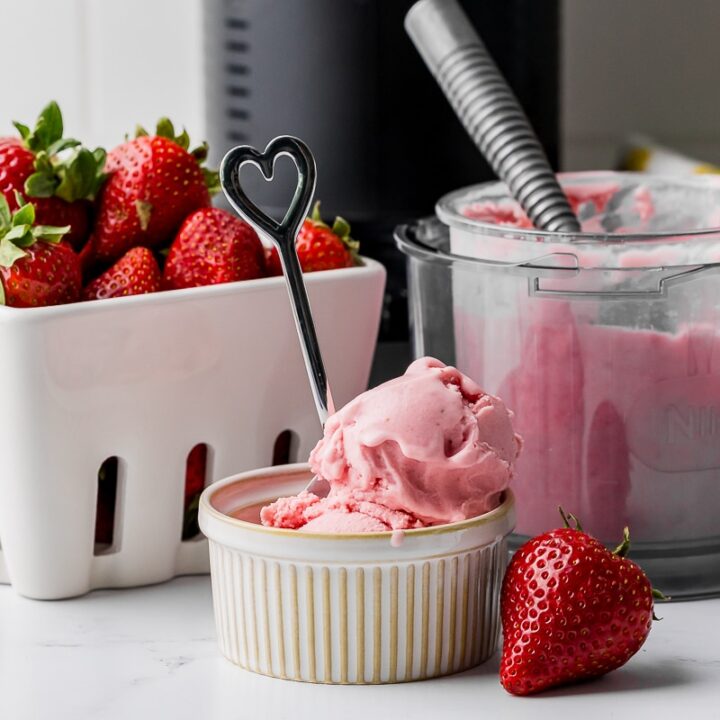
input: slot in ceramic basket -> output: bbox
[199,464,515,684]
[0,260,385,599]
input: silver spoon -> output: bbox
[220,136,332,496]
[405,0,581,233]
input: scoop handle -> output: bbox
[220,136,333,427]
[405,0,581,233]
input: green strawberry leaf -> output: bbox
[35,100,63,150]
[12,202,35,227]
[33,224,70,243]
[0,278,5,305]
[21,101,64,152]
[53,147,107,202]
[93,147,107,169]
[155,118,192,151]
[0,196,11,230]
[25,171,58,198]
[12,105,109,203]
[46,138,81,156]
[0,199,69,268]
[0,236,28,268]
[310,201,326,226]
[203,168,221,196]
[12,121,30,141]
[4,224,33,245]
[175,128,190,151]
[134,124,149,138]
[55,148,91,202]
[156,117,176,140]
[32,151,54,176]
[191,142,208,162]
[331,216,352,239]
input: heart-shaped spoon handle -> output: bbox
[220,136,334,427]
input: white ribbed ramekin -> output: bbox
[199,463,515,684]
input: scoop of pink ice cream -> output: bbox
[261,357,522,532]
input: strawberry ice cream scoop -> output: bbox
[261,357,522,531]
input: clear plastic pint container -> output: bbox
[396,172,720,598]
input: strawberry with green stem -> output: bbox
[266,201,359,275]
[0,193,81,307]
[500,508,667,696]
[92,118,219,265]
[0,101,106,249]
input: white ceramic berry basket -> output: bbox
[0,259,385,599]
[199,464,515,684]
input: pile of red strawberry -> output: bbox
[0,102,360,308]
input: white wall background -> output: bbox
[562,0,720,169]
[0,0,205,149]
[2,0,720,170]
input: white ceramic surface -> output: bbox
[0,260,385,600]
[199,464,516,684]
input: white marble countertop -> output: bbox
[0,576,717,720]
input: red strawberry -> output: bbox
[266,201,359,274]
[500,510,663,696]
[182,444,207,540]
[265,245,283,276]
[83,247,162,301]
[93,119,217,264]
[0,194,81,307]
[163,207,265,290]
[0,102,105,250]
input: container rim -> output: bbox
[200,463,515,542]
[395,217,720,274]
[436,170,720,243]
[394,218,540,271]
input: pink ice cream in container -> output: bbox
[395,0,720,599]
[199,136,521,684]
[396,170,720,600]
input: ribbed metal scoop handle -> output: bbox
[405,0,581,233]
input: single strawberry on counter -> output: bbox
[0,101,106,249]
[93,119,218,264]
[0,193,81,307]
[83,246,162,301]
[500,509,665,696]
[266,201,359,275]
[163,207,265,290]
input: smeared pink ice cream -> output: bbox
[463,183,623,231]
[260,490,424,532]
[261,357,522,532]
[462,182,676,237]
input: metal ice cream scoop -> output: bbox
[220,136,332,496]
[405,0,581,233]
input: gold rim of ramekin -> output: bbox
[200,466,515,541]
